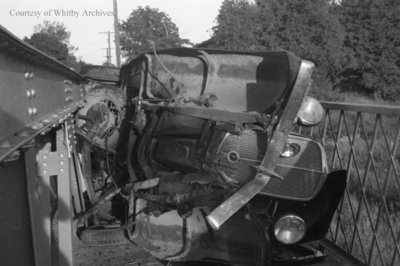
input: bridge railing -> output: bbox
[296,101,400,266]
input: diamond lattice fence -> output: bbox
[296,102,400,266]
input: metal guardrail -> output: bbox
[297,101,400,266]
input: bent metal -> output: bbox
[0,25,345,266]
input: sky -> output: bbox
[0,0,224,65]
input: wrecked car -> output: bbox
[76,48,347,265]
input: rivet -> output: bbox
[42,163,47,167]
[65,96,74,102]
[24,71,30,79]
[28,108,34,116]
[60,168,64,173]
[42,155,47,159]
[19,130,29,137]
[30,89,36,98]
[59,161,64,165]
[26,90,32,98]
[32,107,38,115]
[59,153,64,158]
[29,72,34,79]
[43,170,47,175]
[0,141,11,148]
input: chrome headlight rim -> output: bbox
[280,142,300,158]
[273,214,306,245]
[297,96,324,126]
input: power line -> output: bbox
[99,31,113,65]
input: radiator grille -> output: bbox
[216,132,327,199]
[260,167,326,200]
[276,136,323,171]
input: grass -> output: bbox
[330,193,400,265]
[303,90,400,265]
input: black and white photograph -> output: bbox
[0,1,399,265]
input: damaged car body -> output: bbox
[76,48,347,265]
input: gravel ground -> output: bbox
[74,237,164,266]
[73,235,346,266]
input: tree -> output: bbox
[24,32,69,60]
[120,6,190,58]
[262,0,346,85]
[33,21,71,46]
[334,0,400,100]
[212,0,263,51]
[24,21,85,71]
[212,0,346,88]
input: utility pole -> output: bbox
[99,31,113,65]
[107,31,112,65]
[113,0,121,67]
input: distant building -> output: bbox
[195,37,217,49]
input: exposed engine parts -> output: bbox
[77,84,125,152]
[0,25,348,266]
[73,48,346,266]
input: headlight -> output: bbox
[274,214,306,244]
[280,142,300,158]
[297,97,324,126]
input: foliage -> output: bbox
[24,32,69,60]
[321,112,400,265]
[212,0,263,51]
[301,102,400,265]
[333,0,400,100]
[212,0,400,100]
[24,21,85,71]
[212,0,346,87]
[33,21,71,46]
[120,6,190,58]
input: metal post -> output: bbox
[113,0,121,67]
[107,31,112,65]
[33,123,75,266]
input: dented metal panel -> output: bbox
[124,48,300,113]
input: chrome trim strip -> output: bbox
[207,60,315,230]
[275,164,325,173]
